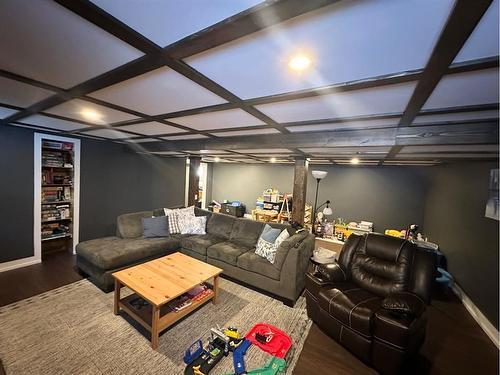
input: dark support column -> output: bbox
[291,157,308,225]
[188,157,201,206]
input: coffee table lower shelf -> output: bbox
[116,290,215,349]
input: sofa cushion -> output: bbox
[237,251,281,280]
[141,216,169,238]
[181,234,225,256]
[76,236,180,270]
[206,213,236,239]
[318,281,382,337]
[272,230,308,270]
[229,218,264,247]
[207,241,252,266]
[117,211,153,238]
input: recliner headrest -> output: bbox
[364,233,408,262]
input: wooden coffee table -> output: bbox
[112,252,223,349]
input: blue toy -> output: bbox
[184,339,204,365]
[233,339,252,374]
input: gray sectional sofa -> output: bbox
[76,207,314,304]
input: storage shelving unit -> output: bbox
[40,140,75,256]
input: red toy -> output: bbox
[245,323,292,359]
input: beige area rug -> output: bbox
[0,278,311,375]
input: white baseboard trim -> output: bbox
[0,257,41,273]
[451,281,499,349]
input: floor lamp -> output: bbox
[312,170,328,224]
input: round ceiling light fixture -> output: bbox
[270,157,277,163]
[80,108,102,122]
[214,157,221,162]
[288,54,312,72]
[350,157,360,165]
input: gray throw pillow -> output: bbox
[142,216,169,238]
[260,224,281,243]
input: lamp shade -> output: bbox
[322,206,333,216]
[312,170,328,179]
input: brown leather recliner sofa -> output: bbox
[305,233,435,375]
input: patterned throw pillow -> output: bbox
[177,206,196,233]
[255,228,290,264]
[255,237,278,263]
[164,206,196,234]
[164,208,181,234]
[180,215,207,235]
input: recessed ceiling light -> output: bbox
[270,157,277,163]
[288,54,312,72]
[80,108,102,121]
[350,157,360,165]
[214,157,220,162]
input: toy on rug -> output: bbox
[224,327,244,351]
[221,323,292,375]
[184,328,229,375]
[246,356,287,375]
[245,323,292,359]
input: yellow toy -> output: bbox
[385,229,403,238]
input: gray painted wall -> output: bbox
[79,140,186,241]
[0,125,35,263]
[210,163,429,232]
[424,161,499,329]
[0,125,186,263]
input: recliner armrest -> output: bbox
[382,292,425,317]
[317,262,347,283]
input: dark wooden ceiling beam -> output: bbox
[399,0,494,128]
[142,122,498,152]
[53,0,161,54]
[167,0,340,59]
[384,0,494,161]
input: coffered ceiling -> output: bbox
[0,0,498,166]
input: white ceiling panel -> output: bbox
[0,106,17,119]
[83,128,131,139]
[454,0,499,62]
[89,66,226,115]
[211,128,280,137]
[0,77,55,107]
[256,82,416,123]
[413,110,499,124]
[396,153,498,159]
[91,0,262,47]
[169,109,265,130]
[161,134,209,140]
[22,115,90,132]
[196,150,230,154]
[117,122,186,136]
[300,147,391,154]
[232,148,292,153]
[151,151,186,155]
[422,69,499,110]
[0,0,143,89]
[45,99,138,125]
[247,154,293,158]
[186,0,453,99]
[400,145,499,153]
[287,118,400,132]
[125,138,162,143]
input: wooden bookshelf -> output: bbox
[41,139,75,256]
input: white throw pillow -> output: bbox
[164,206,195,234]
[181,215,207,235]
[275,228,290,248]
[255,237,278,263]
[177,206,196,233]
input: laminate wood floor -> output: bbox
[0,253,497,375]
